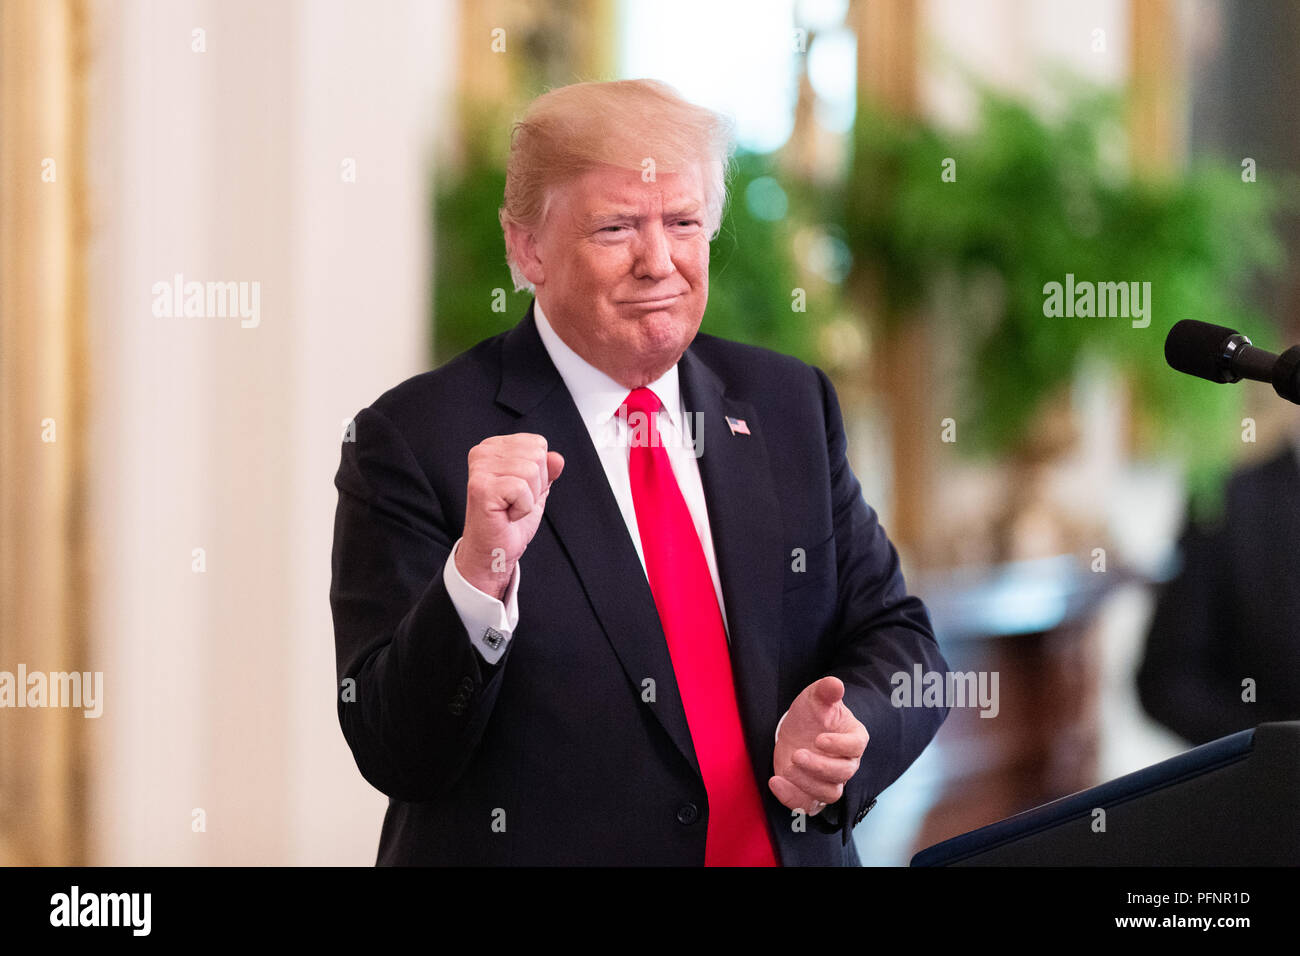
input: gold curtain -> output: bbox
[0,0,89,865]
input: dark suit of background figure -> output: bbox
[1139,445,1300,745]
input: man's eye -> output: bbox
[600,225,626,233]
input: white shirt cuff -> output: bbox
[443,537,520,665]
[775,708,790,744]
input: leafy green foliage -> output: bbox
[431,160,522,363]
[847,83,1285,486]
[702,152,839,362]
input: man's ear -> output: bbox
[505,222,545,287]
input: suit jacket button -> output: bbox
[460,676,475,691]
[676,803,700,825]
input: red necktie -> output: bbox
[622,387,779,867]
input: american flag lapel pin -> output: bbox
[725,415,751,436]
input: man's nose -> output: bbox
[633,222,675,280]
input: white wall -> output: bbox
[924,0,1130,128]
[86,0,455,864]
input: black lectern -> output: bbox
[911,721,1300,865]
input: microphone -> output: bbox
[1164,320,1300,405]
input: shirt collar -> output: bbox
[533,297,681,429]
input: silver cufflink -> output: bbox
[483,627,505,650]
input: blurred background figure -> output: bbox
[1138,427,1300,745]
[2,0,1298,865]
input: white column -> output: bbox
[86,0,455,865]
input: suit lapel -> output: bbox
[678,347,785,781]
[497,303,701,778]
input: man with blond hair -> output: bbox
[331,78,948,866]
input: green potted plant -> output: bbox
[845,81,1285,552]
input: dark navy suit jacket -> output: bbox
[330,301,949,865]
[1139,446,1300,744]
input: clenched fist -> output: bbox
[456,433,564,600]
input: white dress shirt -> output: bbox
[443,298,730,663]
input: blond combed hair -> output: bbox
[499,79,737,292]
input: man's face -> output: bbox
[521,163,711,388]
